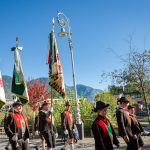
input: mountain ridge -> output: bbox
[2,75,102,101]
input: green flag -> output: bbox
[11,47,29,104]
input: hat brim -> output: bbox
[13,102,22,107]
[65,104,70,106]
[128,106,135,109]
[118,100,129,103]
[42,102,50,107]
[118,97,129,103]
[102,104,109,109]
[94,104,109,112]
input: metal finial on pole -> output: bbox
[52,18,55,32]
[16,36,19,48]
[11,37,21,51]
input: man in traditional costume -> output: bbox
[116,96,139,150]
[92,101,119,150]
[128,105,144,150]
[61,101,74,150]
[39,101,54,150]
[4,100,29,150]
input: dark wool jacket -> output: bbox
[116,107,133,138]
[38,110,51,133]
[129,114,144,135]
[35,114,57,133]
[4,112,29,140]
[91,115,119,150]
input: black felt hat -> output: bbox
[127,105,135,110]
[65,101,70,106]
[118,96,129,103]
[93,101,109,112]
[41,100,50,108]
[12,100,22,107]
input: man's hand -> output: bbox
[123,135,129,143]
[46,118,51,123]
[72,128,75,132]
[64,129,68,135]
[25,138,29,143]
[12,135,18,141]
[55,133,58,138]
[35,130,39,136]
[18,139,24,144]
[133,134,137,139]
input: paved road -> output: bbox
[0,136,150,150]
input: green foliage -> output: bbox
[0,112,5,126]
[109,50,150,105]
[79,96,94,123]
[23,104,35,125]
[108,85,123,95]
[79,96,95,136]
[109,84,141,97]
[53,99,65,126]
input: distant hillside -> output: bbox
[2,76,102,101]
[2,75,12,100]
[65,84,102,101]
[77,84,102,101]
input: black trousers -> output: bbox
[51,131,56,148]
[10,139,29,150]
[138,134,144,147]
[41,131,53,148]
[126,137,138,150]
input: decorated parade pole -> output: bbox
[11,37,30,139]
[47,17,66,130]
[50,18,55,130]
[57,12,84,139]
[11,37,29,147]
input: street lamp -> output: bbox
[57,12,84,139]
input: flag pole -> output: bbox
[14,36,18,102]
[50,18,55,131]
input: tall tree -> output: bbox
[101,36,150,126]
[27,79,49,136]
[28,80,49,111]
[103,50,150,126]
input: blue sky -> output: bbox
[0,0,150,90]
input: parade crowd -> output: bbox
[3,96,144,150]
